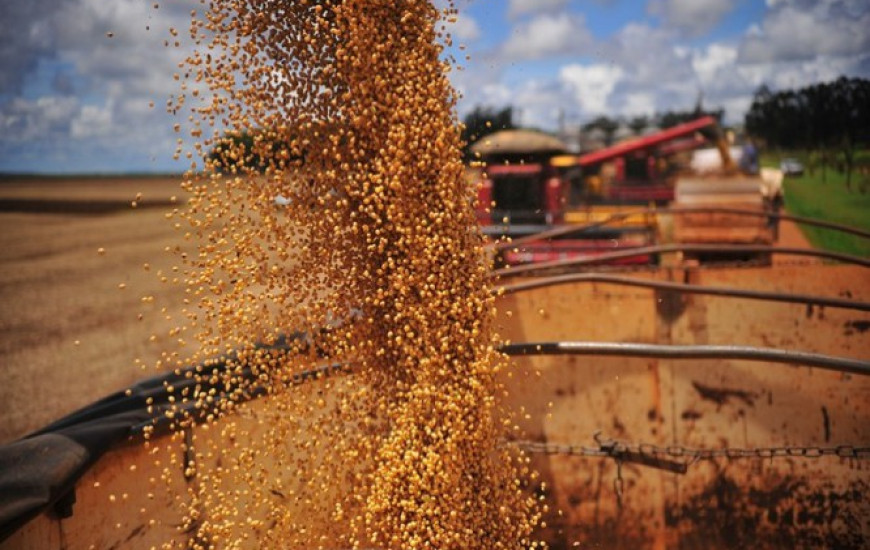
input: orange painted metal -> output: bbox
[496,263,870,548]
[3,265,868,549]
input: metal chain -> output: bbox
[512,435,870,510]
[613,459,624,509]
[513,437,870,473]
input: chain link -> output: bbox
[511,436,870,509]
[513,437,870,472]
[613,459,624,509]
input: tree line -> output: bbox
[745,76,870,190]
[459,106,516,159]
[580,106,724,142]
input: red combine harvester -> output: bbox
[473,117,721,266]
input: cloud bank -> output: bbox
[1,0,199,173]
[1,0,868,173]
[455,0,869,131]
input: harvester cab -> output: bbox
[471,129,570,237]
[477,162,565,228]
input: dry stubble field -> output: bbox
[0,176,193,443]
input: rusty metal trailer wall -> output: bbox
[497,264,870,549]
[3,264,867,549]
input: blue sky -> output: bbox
[1,0,869,174]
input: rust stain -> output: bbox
[665,475,868,549]
[844,320,870,336]
[692,381,757,407]
[656,289,686,323]
[612,416,627,436]
[681,409,703,421]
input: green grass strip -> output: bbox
[765,151,870,257]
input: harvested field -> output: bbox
[0,176,190,443]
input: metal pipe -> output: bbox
[501,341,870,377]
[674,206,870,240]
[488,206,870,251]
[497,273,870,312]
[493,244,870,278]
[490,216,626,249]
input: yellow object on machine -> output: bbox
[563,205,657,229]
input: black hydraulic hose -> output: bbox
[493,244,870,278]
[502,341,870,377]
[497,273,870,312]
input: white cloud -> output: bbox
[71,104,114,139]
[510,79,576,128]
[478,83,515,107]
[502,13,593,60]
[692,44,738,86]
[739,2,870,63]
[601,24,695,86]
[5,0,870,171]
[0,96,79,141]
[456,0,870,132]
[446,13,481,42]
[0,1,57,93]
[747,55,860,92]
[622,92,657,116]
[508,0,570,19]
[0,0,204,171]
[560,63,625,114]
[719,95,753,122]
[648,0,734,36]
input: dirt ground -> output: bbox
[776,218,813,249]
[0,176,192,443]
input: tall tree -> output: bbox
[745,77,870,190]
[582,116,619,144]
[628,115,649,135]
[461,106,515,157]
[658,108,723,129]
